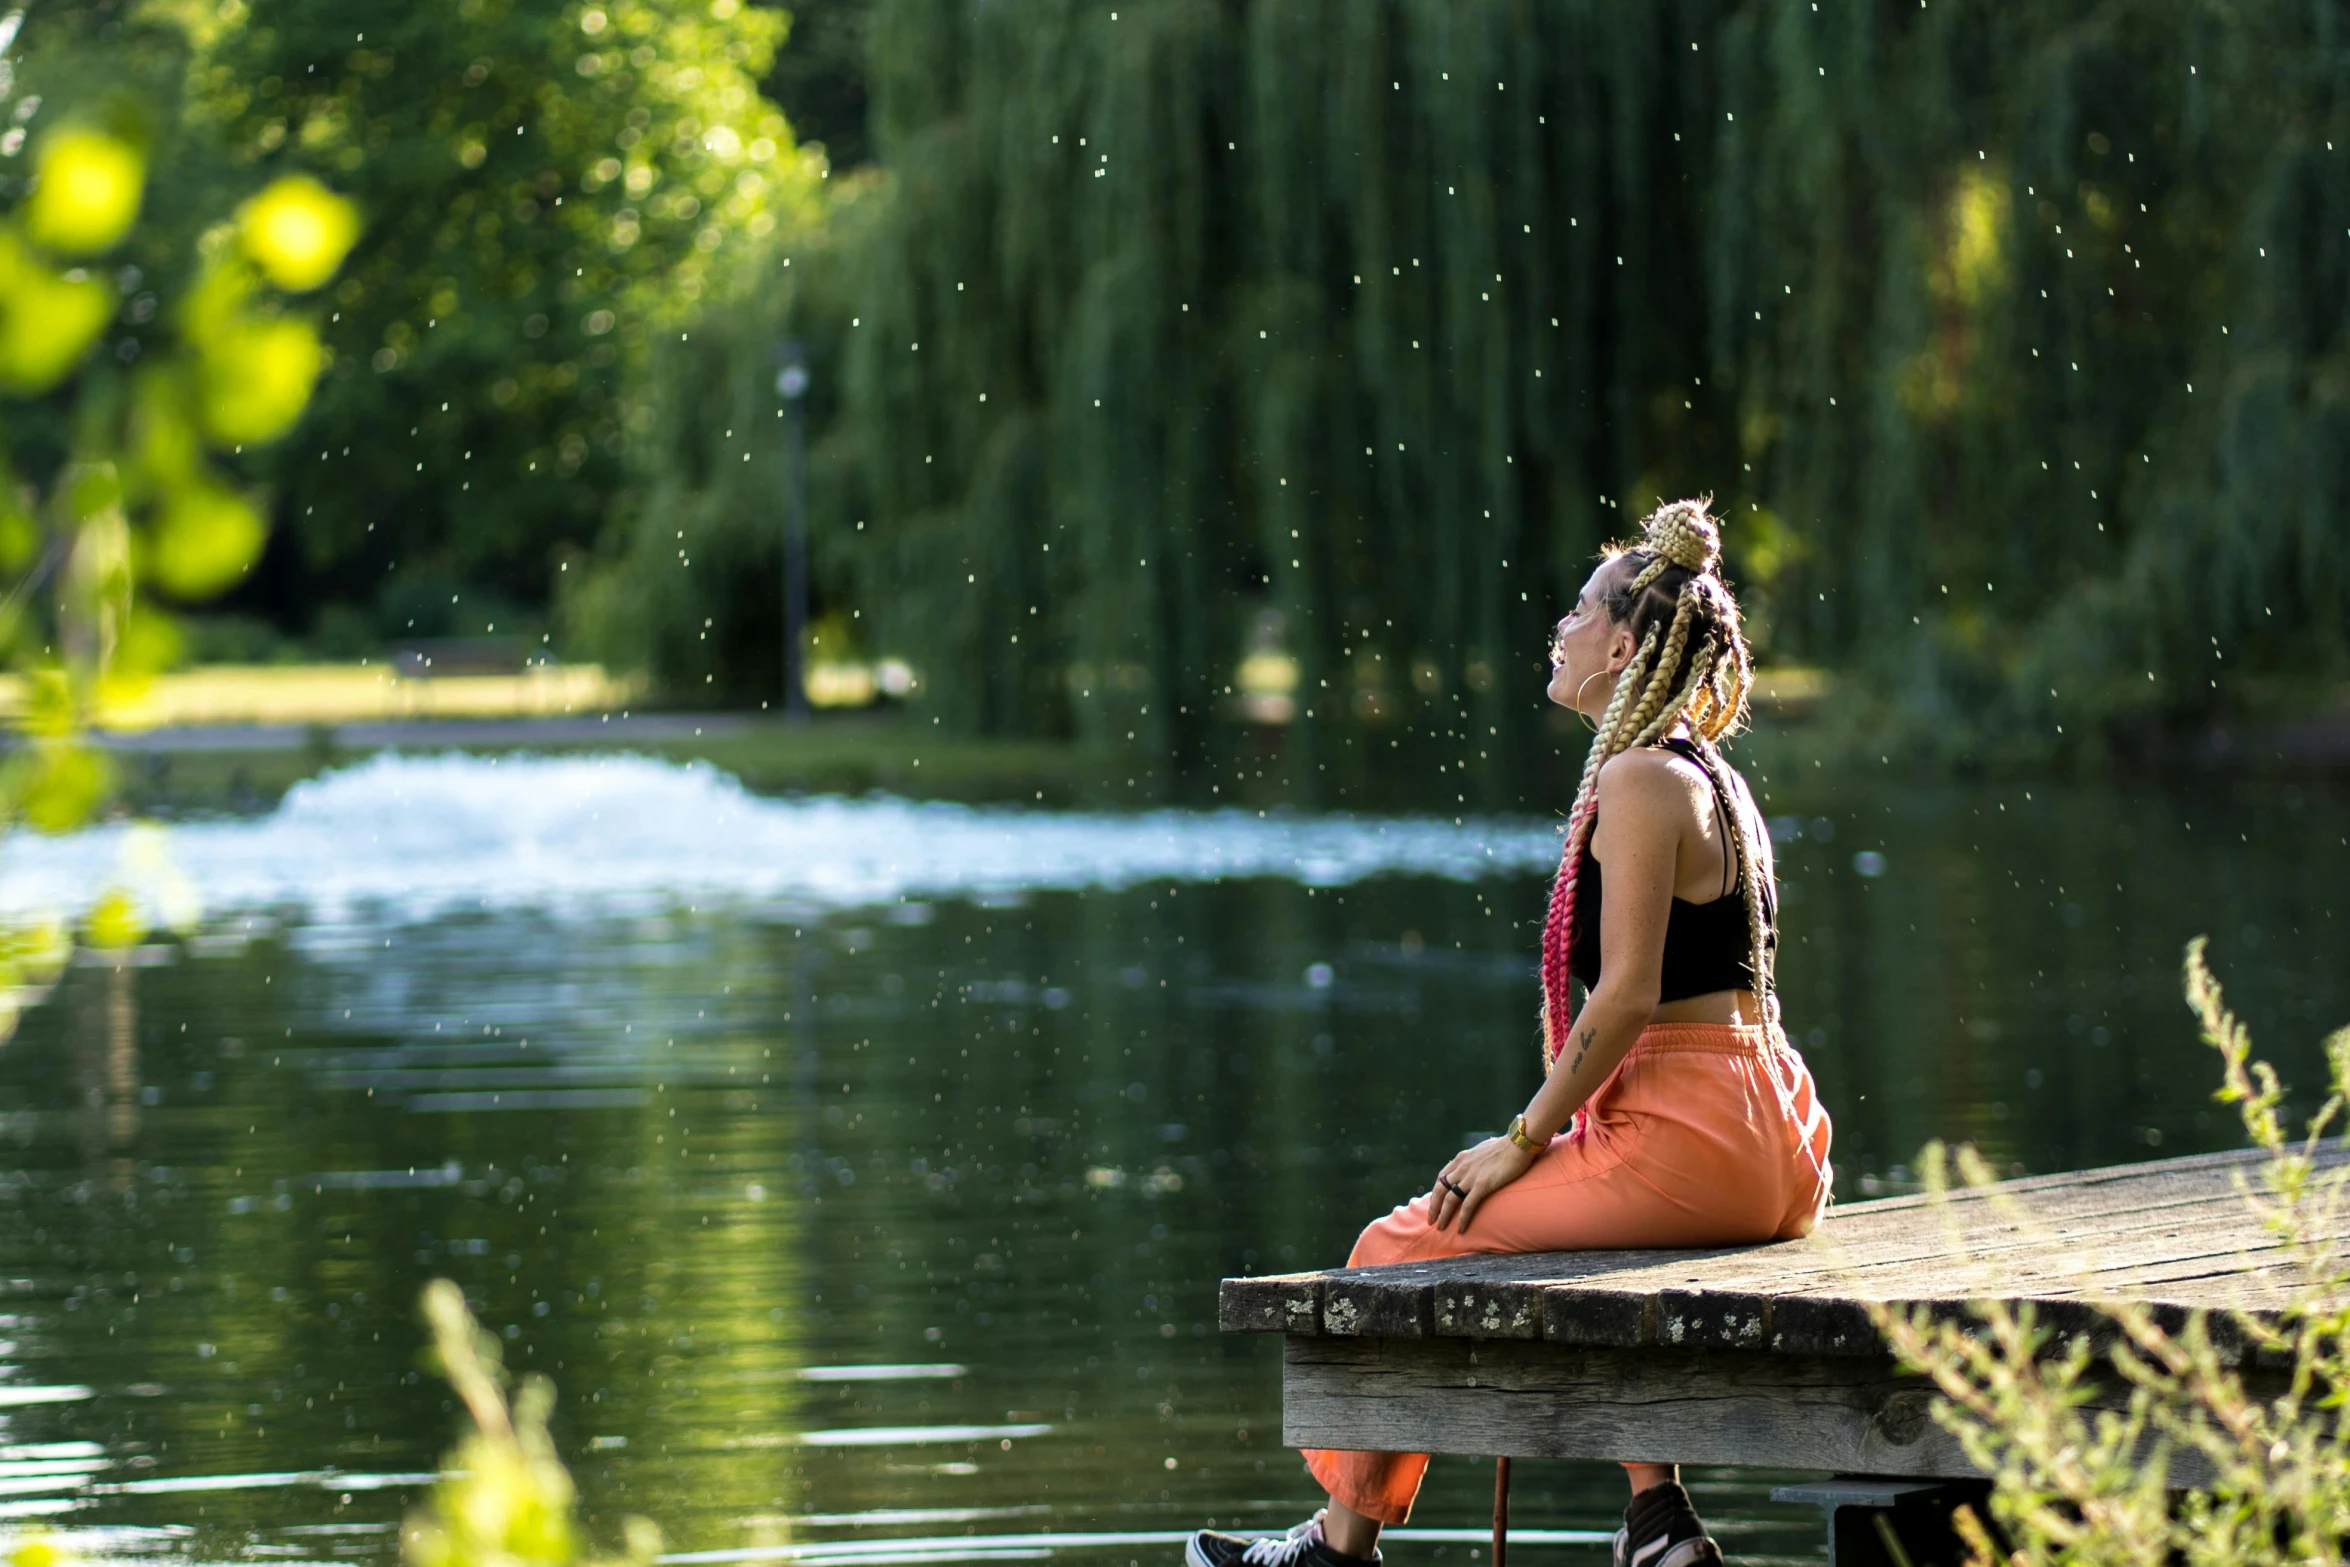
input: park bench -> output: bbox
[1220,1145,2333,1565]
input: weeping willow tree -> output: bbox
[603,0,2350,784]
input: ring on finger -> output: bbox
[1439,1175,1468,1199]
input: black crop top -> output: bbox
[1566,737,1777,1001]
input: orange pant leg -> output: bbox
[1299,1028,1832,1524]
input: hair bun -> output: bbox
[1623,498,1721,594]
[1642,499,1720,576]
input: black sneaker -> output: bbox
[1186,1513,1379,1567]
[1612,1482,1723,1567]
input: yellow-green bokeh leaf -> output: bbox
[179,244,253,342]
[147,481,264,599]
[128,365,206,488]
[0,496,37,574]
[59,461,123,525]
[7,739,110,834]
[25,128,146,257]
[0,234,115,393]
[84,887,146,950]
[239,175,359,293]
[11,1529,65,1567]
[196,316,322,445]
[0,913,72,982]
[104,604,184,691]
[19,668,76,741]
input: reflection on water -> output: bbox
[0,755,2340,1565]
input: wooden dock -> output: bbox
[1220,1146,2333,1482]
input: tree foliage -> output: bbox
[169,0,822,636]
[0,13,357,1032]
[612,0,2350,781]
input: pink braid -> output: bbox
[1536,620,1655,1069]
[1538,802,1596,1070]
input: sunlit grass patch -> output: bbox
[0,663,645,730]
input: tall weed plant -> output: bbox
[1873,937,2350,1564]
[403,1280,658,1567]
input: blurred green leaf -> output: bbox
[0,491,38,575]
[109,602,184,680]
[239,175,359,293]
[4,737,110,833]
[194,314,323,445]
[145,479,263,598]
[10,1528,65,1567]
[82,885,145,949]
[126,364,206,488]
[18,670,74,742]
[0,231,115,393]
[24,125,146,257]
[0,914,71,1042]
[57,461,122,525]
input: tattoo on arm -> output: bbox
[1570,1026,1594,1074]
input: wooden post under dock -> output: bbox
[1220,1146,2336,1491]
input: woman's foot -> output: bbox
[1187,1512,1380,1567]
[1612,1481,1722,1567]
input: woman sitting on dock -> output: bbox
[1189,499,1833,1567]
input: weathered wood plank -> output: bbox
[1225,1149,2344,1353]
[1282,1335,1973,1476]
[1324,1272,1436,1338]
[1598,1180,2320,1302]
[1281,1334,2272,1485]
[1218,1273,1322,1335]
[1822,1145,2322,1217]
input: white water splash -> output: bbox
[0,752,1563,927]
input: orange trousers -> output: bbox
[1301,1022,1834,1524]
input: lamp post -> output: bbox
[775,341,811,722]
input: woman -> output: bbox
[1188,499,1833,1567]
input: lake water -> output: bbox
[0,751,2343,1566]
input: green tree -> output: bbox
[761,0,874,171]
[169,0,821,638]
[617,0,2350,781]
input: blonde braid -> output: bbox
[1696,654,1734,737]
[1628,635,1720,749]
[1712,635,1754,741]
[1619,581,1701,739]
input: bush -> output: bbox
[1874,937,2350,1564]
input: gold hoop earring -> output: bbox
[1573,670,1606,732]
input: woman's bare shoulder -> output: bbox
[1593,746,1708,823]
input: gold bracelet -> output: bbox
[1507,1114,1546,1155]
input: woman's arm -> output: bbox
[1430,752,1682,1233]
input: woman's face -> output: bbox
[1546,557,1638,714]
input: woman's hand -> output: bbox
[1427,1134,1541,1235]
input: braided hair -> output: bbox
[1537,498,1773,1071]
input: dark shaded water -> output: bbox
[0,755,2342,1566]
